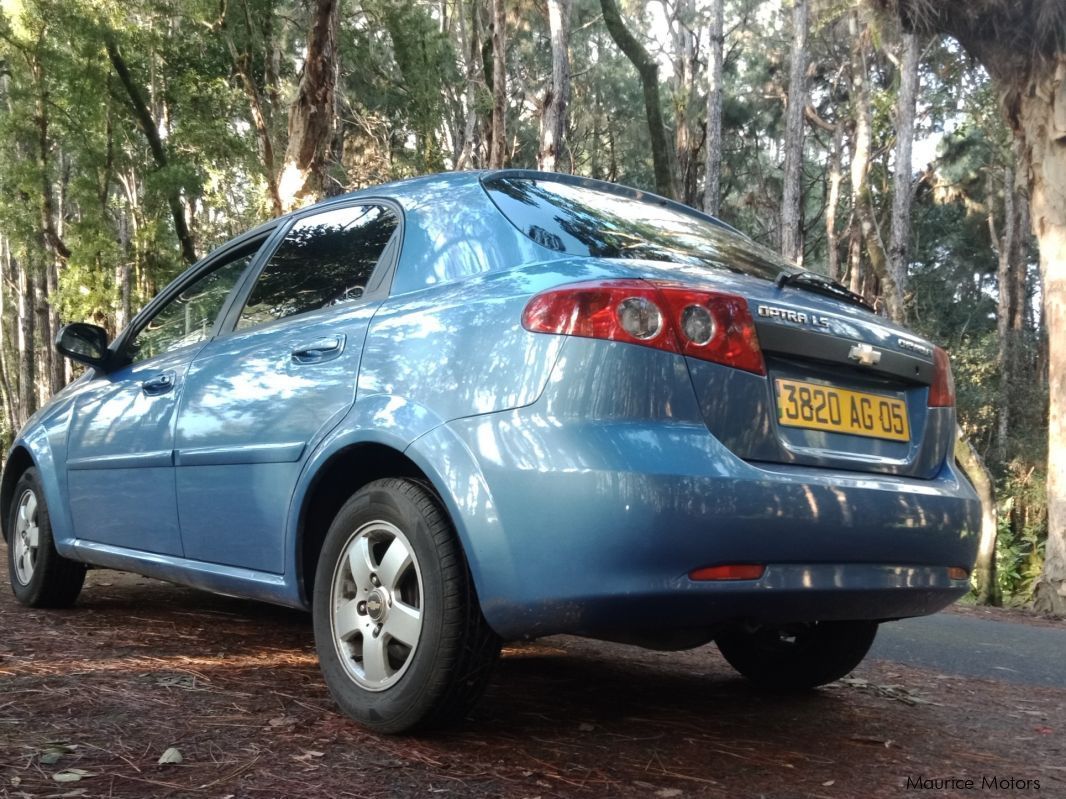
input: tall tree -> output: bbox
[225,2,283,217]
[848,13,903,320]
[538,0,572,172]
[105,37,198,264]
[887,31,919,307]
[600,0,678,199]
[780,0,809,262]
[278,0,340,211]
[670,0,700,205]
[875,0,1066,612]
[703,0,725,215]
[488,0,507,168]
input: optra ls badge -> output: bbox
[756,304,830,328]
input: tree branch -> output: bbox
[105,36,197,264]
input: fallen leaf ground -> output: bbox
[0,562,1062,798]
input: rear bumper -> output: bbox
[494,564,970,640]
[437,413,980,641]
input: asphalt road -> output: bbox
[872,612,1066,687]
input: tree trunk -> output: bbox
[277,0,340,212]
[228,37,283,216]
[600,0,678,199]
[0,236,18,436]
[703,0,725,216]
[780,0,808,263]
[847,221,864,295]
[849,14,904,321]
[33,265,50,407]
[1027,57,1066,614]
[671,0,699,206]
[846,14,871,298]
[16,255,36,428]
[992,162,1015,464]
[106,38,197,264]
[116,204,133,333]
[826,122,844,281]
[537,0,572,172]
[32,61,69,262]
[488,0,507,169]
[955,429,1000,605]
[456,0,483,170]
[888,32,919,306]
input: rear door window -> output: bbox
[237,204,398,330]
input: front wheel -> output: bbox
[312,478,500,733]
[7,468,86,608]
[716,620,878,690]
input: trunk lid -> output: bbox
[613,260,953,479]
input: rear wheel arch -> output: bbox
[297,442,451,606]
[1,446,35,544]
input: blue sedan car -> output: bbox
[2,170,979,732]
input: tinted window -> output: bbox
[238,204,398,329]
[484,176,795,281]
[128,249,256,364]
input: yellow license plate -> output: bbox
[774,378,910,442]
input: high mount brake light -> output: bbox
[521,279,766,375]
[929,346,955,407]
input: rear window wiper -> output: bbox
[775,270,875,312]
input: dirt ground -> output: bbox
[1,560,1063,799]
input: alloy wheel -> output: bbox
[12,489,39,586]
[330,520,424,691]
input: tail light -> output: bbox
[522,279,765,375]
[928,346,955,407]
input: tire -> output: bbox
[312,478,500,733]
[716,620,878,690]
[6,468,86,608]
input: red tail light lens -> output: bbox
[653,284,766,374]
[521,280,679,354]
[522,279,766,375]
[929,346,955,407]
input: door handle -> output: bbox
[291,335,345,364]
[142,370,176,395]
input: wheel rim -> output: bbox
[12,489,39,586]
[330,520,424,691]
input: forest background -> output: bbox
[0,0,1062,610]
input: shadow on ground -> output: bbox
[0,565,1061,798]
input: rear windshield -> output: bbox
[483,175,798,282]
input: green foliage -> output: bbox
[996,471,1048,604]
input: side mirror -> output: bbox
[55,323,112,370]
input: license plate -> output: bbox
[774,378,910,442]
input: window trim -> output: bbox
[112,227,278,367]
[215,196,404,339]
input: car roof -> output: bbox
[270,170,745,237]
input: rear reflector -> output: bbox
[928,346,956,407]
[522,279,766,374]
[689,564,766,581]
[948,567,969,581]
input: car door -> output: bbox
[173,201,401,573]
[65,238,267,556]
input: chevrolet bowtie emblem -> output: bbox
[848,343,882,366]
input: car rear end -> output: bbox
[439,173,980,642]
